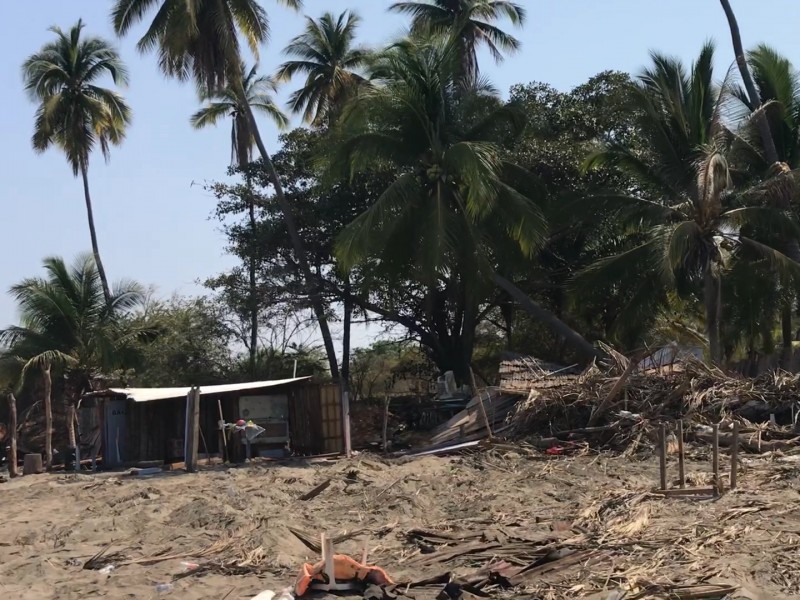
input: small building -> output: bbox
[82,378,343,468]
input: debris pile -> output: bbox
[509,359,800,453]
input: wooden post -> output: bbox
[469,369,493,439]
[342,390,352,458]
[184,387,201,473]
[730,422,739,489]
[677,420,685,489]
[382,395,390,455]
[43,363,53,471]
[23,453,43,475]
[712,423,720,493]
[217,399,227,463]
[659,423,668,491]
[7,393,18,478]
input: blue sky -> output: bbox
[2,1,800,350]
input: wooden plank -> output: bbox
[659,423,667,491]
[730,422,739,489]
[299,479,331,501]
[654,487,716,497]
[342,389,352,457]
[712,423,720,493]
[678,420,685,489]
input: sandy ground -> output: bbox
[1,446,799,599]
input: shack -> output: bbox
[82,378,343,468]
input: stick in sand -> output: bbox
[677,420,685,489]
[382,394,390,455]
[659,423,667,491]
[730,422,739,489]
[712,423,720,494]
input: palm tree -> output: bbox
[0,255,153,470]
[276,11,369,126]
[111,0,342,380]
[22,20,131,306]
[192,63,288,168]
[330,35,599,379]
[579,44,800,363]
[388,0,525,84]
[192,64,287,378]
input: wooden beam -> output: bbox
[342,390,352,458]
[654,487,716,497]
[677,420,685,489]
[730,422,739,490]
[7,393,18,478]
[184,387,200,473]
[469,369,493,440]
[659,423,667,491]
[712,423,720,494]
[382,394,390,455]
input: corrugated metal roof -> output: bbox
[88,377,312,403]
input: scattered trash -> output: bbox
[123,467,162,477]
[250,589,294,600]
[180,561,200,572]
[155,582,174,594]
[65,558,82,567]
[98,565,115,575]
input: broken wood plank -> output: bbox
[299,479,331,501]
[653,487,715,497]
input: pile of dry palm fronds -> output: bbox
[509,359,800,453]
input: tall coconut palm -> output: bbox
[22,20,131,306]
[192,65,286,378]
[330,35,599,379]
[0,255,152,469]
[111,0,342,380]
[191,63,288,168]
[579,44,800,363]
[388,0,525,84]
[276,11,369,126]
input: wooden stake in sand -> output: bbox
[382,394,390,455]
[712,423,720,494]
[23,453,43,475]
[677,420,685,489]
[659,423,667,491]
[469,369,493,440]
[730,422,739,490]
[43,362,53,471]
[7,392,18,478]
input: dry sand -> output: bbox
[1,446,799,599]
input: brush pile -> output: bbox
[509,359,800,453]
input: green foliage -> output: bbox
[0,255,152,393]
[349,341,435,402]
[22,19,130,176]
[277,11,369,126]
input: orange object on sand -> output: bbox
[294,554,394,596]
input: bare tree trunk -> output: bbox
[7,392,18,477]
[704,266,722,365]
[248,192,258,379]
[80,164,112,305]
[492,273,602,362]
[342,275,352,393]
[782,302,794,369]
[242,102,340,381]
[42,363,53,471]
[719,0,778,164]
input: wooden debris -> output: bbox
[298,479,331,501]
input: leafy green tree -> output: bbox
[0,255,150,469]
[388,0,525,84]
[192,63,288,167]
[277,11,369,126]
[112,0,342,381]
[22,20,131,305]
[330,35,598,381]
[127,296,235,387]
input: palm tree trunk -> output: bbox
[492,273,602,362]
[7,392,18,477]
[248,194,258,378]
[243,102,340,380]
[704,266,722,364]
[43,362,53,471]
[80,164,112,305]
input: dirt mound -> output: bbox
[169,497,240,530]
